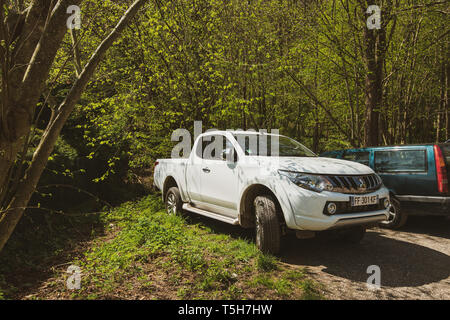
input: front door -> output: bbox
[185,141,204,203]
[198,134,239,217]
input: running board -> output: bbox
[182,204,239,225]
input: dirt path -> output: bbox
[280,216,450,299]
[181,213,450,300]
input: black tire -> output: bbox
[254,195,281,255]
[165,187,183,215]
[339,226,366,244]
[379,197,407,229]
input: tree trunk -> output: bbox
[362,1,387,147]
[0,0,146,254]
[441,49,449,141]
[0,0,81,199]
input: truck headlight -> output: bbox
[278,170,334,193]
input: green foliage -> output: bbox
[50,0,447,185]
[28,0,444,196]
[57,195,320,299]
[256,253,278,272]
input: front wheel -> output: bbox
[379,197,407,229]
[165,187,183,215]
[254,195,281,255]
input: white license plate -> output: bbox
[351,195,379,207]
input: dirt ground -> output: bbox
[184,213,450,300]
[280,216,450,299]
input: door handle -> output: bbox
[202,167,211,173]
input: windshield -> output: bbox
[233,134,317,157]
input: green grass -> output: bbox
[9,194,322,300]
[256,253,278,272]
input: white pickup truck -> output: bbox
[154,131,390,254]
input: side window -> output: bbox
[374,150,427,173]
[343,151,370,166]
[234,134,259,156]
[196,135,236,161]
[195,137,205,158]
[222,138,237,161]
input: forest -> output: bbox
[0,0,448,300]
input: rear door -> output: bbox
[373,147,432,195]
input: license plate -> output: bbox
[351,195,379,207]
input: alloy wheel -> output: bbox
[166,193,177,214]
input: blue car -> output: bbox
[321,143,450,229]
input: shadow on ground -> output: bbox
[0,210,105,299]
[185,212,450,288]
[281,231,449,288]
[400,216,450,239]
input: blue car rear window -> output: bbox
[374,150,427,173]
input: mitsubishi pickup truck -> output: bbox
[154,131,390,254]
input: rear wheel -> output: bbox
[379,197,407,229]
[254,195,281,255]
[165,187,183,215]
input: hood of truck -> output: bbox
[257,157,374,175]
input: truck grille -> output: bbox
[325,174,382,194]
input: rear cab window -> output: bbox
[320,150,343,158]
[374,149,427,173]
[343,151,370,166]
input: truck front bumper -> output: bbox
[292,209,389,231]
[280,183,390,231]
